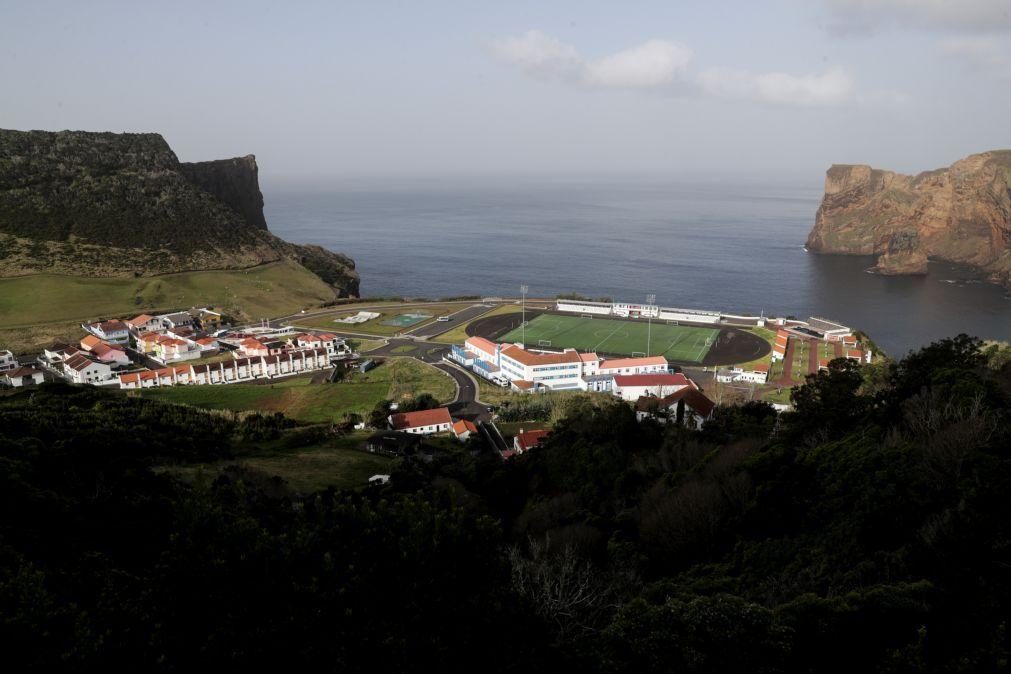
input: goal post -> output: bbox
[631,351,646,357]
[667,320,678,325]
[538,340,552,347]
[580,314,593,319]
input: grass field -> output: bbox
[137,358,456,422]
[499,313,718,363]
[164,433,396,492]
[0,260,337,353]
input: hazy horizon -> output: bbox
[3,1,1011,183]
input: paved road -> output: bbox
[405,303,495,339]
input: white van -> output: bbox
[437,316,451,322]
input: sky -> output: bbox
[2,0,1011,183]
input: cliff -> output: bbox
[806,151,1011,288]
[0,129,358,297]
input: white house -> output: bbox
[635,388,716,430]
[597,356,668,376]
[125,314,163,335]
[389,407,453,435]
[158,312,195,331]
[612,373,692,402]
[3,366,44,387]
[0,349,17,372]
[63,354,112,384]
[717,364,769,385]
[86,320,130,345]
[453,419,478,441]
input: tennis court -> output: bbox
[498,313,718,363]
[381,312,431,327]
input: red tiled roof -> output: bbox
[465,336,499,355]
[643,387,716,418]
[515,429,549,452]
[599,356,668,370]
[613,373,689,388]
[753,364,769,373]
[500,344,582,367]
[128,314,156,326]
[95,320,128,333]
[390,407,453,430]
[80,335,103,349]
[578,352,600,362]
[64,353,103,372]
[453,419,478,435]
[847,349,864,359]
[512,379,536,390]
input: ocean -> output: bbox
[264,176,1011,357]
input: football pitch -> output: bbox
[499,313,718,363]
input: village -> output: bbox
[0,296,878,472]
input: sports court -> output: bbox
[381,312,431,327]
[498,313,718,363]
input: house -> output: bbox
[716,364,768,384]
[154,337,200,363]
[0,349,17,372]
[513,429,549,454]
[63,353,112,384]
[612,373,691,402]
[195,336,220,353]
[3,366,44,387]
[238,337,271,357]
[158,312,194,331]
[635,388,716,430]
[194,308,223,331]
[597,355,669,376]
[841,334,859,348]
[453,419,478,441]
[87,319,130,345]
[80,335,130,367]
[42,343,82,365]
[90,341,131,367]
[388,407,453,435]
[126,314,162,335]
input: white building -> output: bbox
[808,317,851,340]
[0,349,17,372]
[716,365,769,384]
[63,354,113,384]
[125,314,163,335]
[554,299,613,316]
[612,373,692,402]
[3,366,44,387]
[389,407,453,435]
[597,356,668,377]
[86,320,130,345]
[612,302,660,318]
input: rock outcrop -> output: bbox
[0,129,357,296]
[806,151,1011,288]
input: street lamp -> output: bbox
[520,284,529,346]
[646,293,656,356]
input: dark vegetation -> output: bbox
[1,335,1008,672]
[0,129,358,295]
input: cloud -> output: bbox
[583,40,693,89]
[698,67,855,106]
[822,0,1011,34]
[492,31,862,106]
[941,35,1011,72]
[491,30,581,80]
[492,31,692,90]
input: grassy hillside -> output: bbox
[0,260,336,353]
[136,358,456,423]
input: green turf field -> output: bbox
[499,313,718,363]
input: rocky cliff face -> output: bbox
[179,155,268,231]
[0,129,357,297]
[807,151,1011,288]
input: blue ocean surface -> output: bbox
[265,176,1011,357]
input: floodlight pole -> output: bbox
[646,293,656,356]
[521,284,528,347]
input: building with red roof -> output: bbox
[388,407,453,435]
[453,419,478,441]
[612,373,691,401]
[513,429,549,454]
